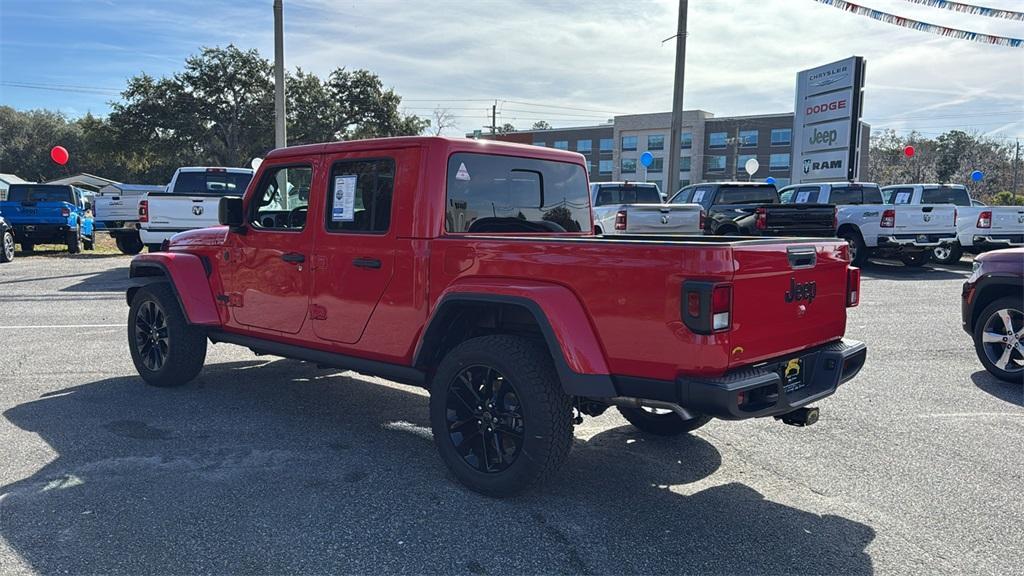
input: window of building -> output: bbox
[445,153,588,233]
[576,140,592,153]
[326,159,394,233]
[599,160,613,174]
[599,138,613,152]
[707,155,726,172]
[647,134,665,150]
[251,165,313,231]
[648,157,664,173]
[680,156,692,171]
[769,153,791,170]
[738,154,757,171]
[771,128,792,146]
[532,141,546,147]
[621,158,637,173]
[708,132,727,149]
[622,135,638,151]
[739,130,758,147]
[553,140,568,150]
[680,179,691,187]
[681,132,693,149]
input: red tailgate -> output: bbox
[727,240,849,368]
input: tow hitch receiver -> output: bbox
[776,406,819,427]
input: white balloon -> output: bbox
[251,157,263,170]
[744,158,759,176]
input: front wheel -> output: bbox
[973,297,1024,383]
[67,229,81,254]
[618,406,711,436]
[932,243,963,264]
[900,251,930,267]
[429,335,573,497]
[128,284,208,387]
[0,230,14,262]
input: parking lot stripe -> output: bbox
[0,324,123,329]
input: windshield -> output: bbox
[171,171,253,196]
[7,185,74,203]
[921,186,970,206]
[593,185,662,206]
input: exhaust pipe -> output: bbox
[607,397,697,420]
[775,406,819,427]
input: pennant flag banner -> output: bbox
[902,0,1024,21]
[814,0,1024,47]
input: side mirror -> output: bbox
[218,196,245,229]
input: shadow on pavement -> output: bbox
[2,358,875,575]
[59,265,132,293]
[859,259,968,281]
[971,370,1024,407]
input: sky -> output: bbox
[1,0,1022,141]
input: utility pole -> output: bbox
[491,101,497,135]
[273,0,287,149]
[1014,139,1020,201]
[665,0,688,196]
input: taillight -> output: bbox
[846,266,861,307]
[977,210,991,229]
[60,207,70,217]
[615,210,627,231]
[880,209,895,228]
[139,200,149,223]
[699,209,706,232]
[755,206,767,231]
[681,281,732,334]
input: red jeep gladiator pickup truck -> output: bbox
[125,136,866,496]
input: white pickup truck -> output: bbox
[779,181,957,267]
[95,183,166,254]
[590,182,702,235]
[139,167,254,250]
[882,184,1024,264]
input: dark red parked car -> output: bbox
[962,247,1024,383]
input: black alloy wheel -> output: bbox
[445,364,525,474]
[134,300,170,372]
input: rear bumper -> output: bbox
[972,234,1024,249]
[877,234,957,248]
[613,338,867,420]
[12,223,72,243]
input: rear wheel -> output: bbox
[900,251,930,267]
[932,243,962,264]
[128,283,208,387]
[839,230,868,266]
[973,297,1024,383]
[618,406,711,436]
[429,335,573,497]
[116,235,144,255]
[67,229,80,254]
[1,230,14,262]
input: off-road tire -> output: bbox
[67,229,80,254]
[618,406,712,436]
[0,230,14,262]
[972,296,1024,384]
[128,283,207,387]
[116,235,145,255]
[429,335,573,497]
[900,251,930,267]
[839,230,868,266]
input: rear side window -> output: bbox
[829,186,864,205]
[921,186,970,206]
[7,185,74,203]
[172,171,253,196]
[781,186,820,203]
[673,186,711,205]
[715,186,779,205]
[886,187,914,205]
[446,153,588,233]
[861,186,883,204]
[326,158,395,233]
[594,185,661,205]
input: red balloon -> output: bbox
[903,145,915,158]
[50,146,69,165]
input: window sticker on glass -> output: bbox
[692,190,706,203]
[894,191,911,204]
[332,175,357,222]
[455,162,471,181]
[796,191,811,203]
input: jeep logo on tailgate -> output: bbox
[784,278,816,304]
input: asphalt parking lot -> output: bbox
[1,252,1021,575]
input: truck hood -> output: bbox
[170,226,229,247]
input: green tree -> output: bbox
[531,120,551,130]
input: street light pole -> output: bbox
[665,0,688,197]
[273,0,287,150]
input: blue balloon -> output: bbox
[640,151,654,168]
[971,170,984,182]
[765,177,776,185]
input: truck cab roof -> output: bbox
[265,136,587,166]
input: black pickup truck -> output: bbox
[670,182,835,237]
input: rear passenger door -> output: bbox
[310,148,417,345]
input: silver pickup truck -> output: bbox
[139,167,253,251]
[591,182,702,236]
